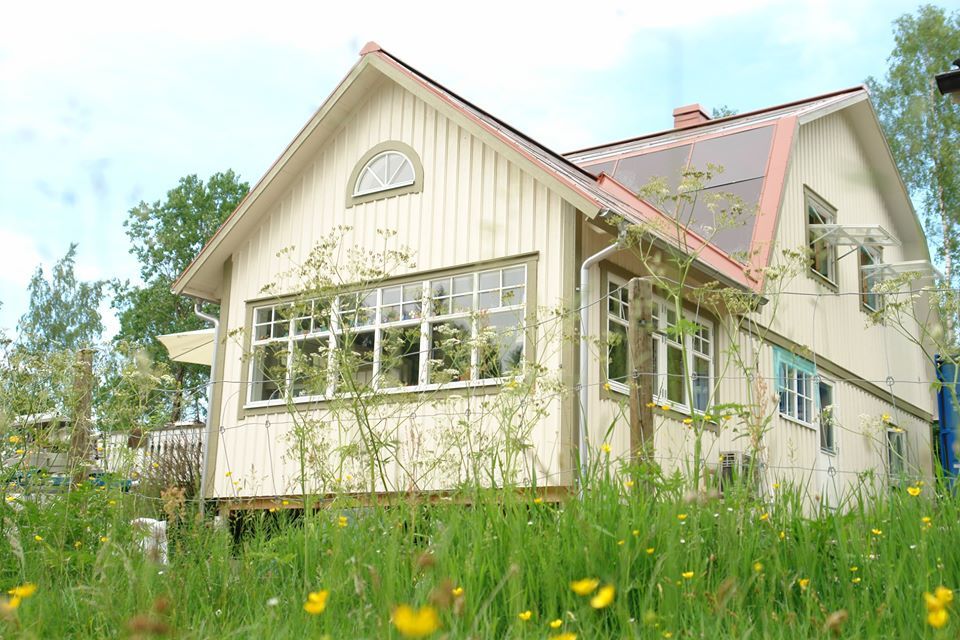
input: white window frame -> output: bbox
[778,361,816,426]
[818,377,837,454]
[887,427,906,479]
[859,245,884,312]
[352,150,416,197]
[245,264,527,407]
[806,193,839,286]
[606,274,714,415]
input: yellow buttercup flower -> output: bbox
[7,584,36,599]
[393,605,440,638]
[681,571,694,579]
[922,516,932,524]
[624,480,635,488]
[851,577,861,584]
[682,418,693,425]
[337,516,348,528]
[282,500,290,506]
[570,578,599,596]
[601,443,611,454]
[646,547,655,554]
[928,608,949,629]
[303,589,329,615]
[550,633,577,640]
[33,535,42,542]
[549,619,563,629]
[518,610,532,621]
[8,435,20,444]
[645,402,656,408]
[99,536,109,543]
[590,585,615,609]
[798,578,810,591]
[753,562,763,573]
[533,497,543,504]
[451,587,464,597]
[935,586,954,604]
[660,404,671,411]
[224,471,232,477]
[603,382,611,391]
[1,596,21,611]
[871,529,882,536]
[759,512,769,521]
[907,486,921,496]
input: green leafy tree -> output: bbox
[113,171,249,422]
[867,5,960,285]
[16,243,105,354]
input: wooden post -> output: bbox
[69,348,94,486]
[628,278,654,460]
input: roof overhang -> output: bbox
[157,329,215,366]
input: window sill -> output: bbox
[244,377,511,411]
[820,447,837,456]
[808,269,839,292]
[606,380,716,425]
[779,412,816,430]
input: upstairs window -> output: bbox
[347,142,423,206]
[806,193,838,286]
[354,151,415,196]
[859,245,883,312]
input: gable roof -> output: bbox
[172,46,925,301]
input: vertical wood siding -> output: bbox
[212,78,575,499]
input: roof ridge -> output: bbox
[565,85,867,157]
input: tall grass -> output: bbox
[0,473,956,638]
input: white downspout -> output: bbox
[194,302,219,514]
[578,228,626,485]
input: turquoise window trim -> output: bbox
[773,347,817,378]
[774,346,822,412]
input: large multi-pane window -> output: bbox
[247,264,527,404]
[806,193,838,285]
[606,276,713,413]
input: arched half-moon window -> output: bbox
[354,151,415,196]
[347,141,423,206]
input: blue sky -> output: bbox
[0,0,929,336]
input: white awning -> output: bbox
[157,329,215,366]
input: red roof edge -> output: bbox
[566,85,868,156]
[359,41,382,56]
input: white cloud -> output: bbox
[0,228,43,289]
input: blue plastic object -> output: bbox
[936,355,960,479]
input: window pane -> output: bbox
[430,319,473,383]
[692,356,710,412]
[250,344,285,402]
[478,291,499,309]
[382,286,401,305]
[502,266,525,287]
[339,331,375,389]
[381,304,402,323]
[357,168,381,194]
[393,160,415,185]
[453,275,474,295]
[607,322,628,385]
[453,293,474,313]
[380,326,421,388]
[291,337,329,397]
[502,286,524,306]
[478,270,499,291]
[478,310,525,379]
[667,344,685,404]
[819,381,834,450]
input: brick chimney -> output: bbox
[672,104,711,129]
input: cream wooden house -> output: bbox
[170,43,937,511]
